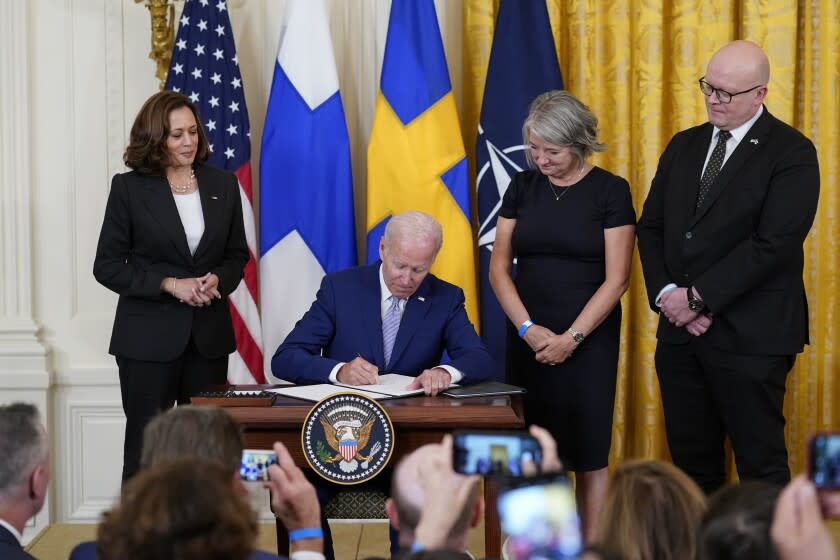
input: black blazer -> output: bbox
[637,108,819,355]
[0,523,35,560]
[93,163,248,361]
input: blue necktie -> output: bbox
[382,296,401,368]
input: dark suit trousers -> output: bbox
[655,337,793,494]
[117,337,227,481]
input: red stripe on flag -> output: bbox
[235,161,253,200]
[243,249,259,305]
[228,301,265,383]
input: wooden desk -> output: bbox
[223,391,525,558]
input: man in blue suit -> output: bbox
[0,403,49,560]
[272,211,494,559]
[272,210,495,394]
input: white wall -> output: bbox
[0,0,466,538]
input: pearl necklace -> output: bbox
[547,165,585,200]
[168,168,195,194]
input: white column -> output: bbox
[0,0,53,542]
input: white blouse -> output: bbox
[172,191,205,255]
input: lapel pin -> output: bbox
[749,138,759,145]
[417,297,425,302]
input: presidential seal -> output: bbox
[301,393,394,484]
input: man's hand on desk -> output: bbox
[336,357,379,385]
[407,367,452,396]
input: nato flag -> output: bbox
[475,0,564,376]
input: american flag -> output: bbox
[165,0,264,384]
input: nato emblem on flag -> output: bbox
[302,393,394,484]
[475,0,563,371]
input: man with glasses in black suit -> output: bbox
[637,40,820,494]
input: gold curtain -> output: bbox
[463,0,840,476]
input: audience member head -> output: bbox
[385,442,482,551]
[598,460,706,560]
[140,406,243,475]
[379,211,443,300]
[697,480,782,560]
[124,90,210,175]
[0,403,50,532]
[97,458,256,560]
[522,89,606,168]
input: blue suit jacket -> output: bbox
[271,263,496,384]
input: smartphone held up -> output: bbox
[499,474,582,560]
[452,429,543,477]
[809,432,840,489]
[239,449,277,482]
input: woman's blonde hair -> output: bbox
[598,460,707,560]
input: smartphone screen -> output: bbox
[239,449,277,482]
[810,433,840,489]
[452,430,542,476]
[499,475,582,560]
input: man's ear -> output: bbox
[385,497,400,530]
[379,238,386,261]
[469,497,484,529]
[29,464,49,503]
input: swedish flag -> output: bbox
[366,0,477,325]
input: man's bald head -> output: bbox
[708,40,770,86]
[385,442,481,547]
[703,40,769,130]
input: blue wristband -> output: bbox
[410,541,425,553]
[288,527,324,542]
[518,319,534,338]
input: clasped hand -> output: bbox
[660,288,714,336]
[173,272,221,307]
[524,324,575,365]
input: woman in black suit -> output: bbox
[94,91,248,481]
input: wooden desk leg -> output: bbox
[276,517,289,556]
[484,478,501,558]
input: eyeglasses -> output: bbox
[698,77,763,104]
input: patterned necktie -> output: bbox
[382,296,401,368]
[696,130,732,210]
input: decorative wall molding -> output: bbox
[56,397,124,522]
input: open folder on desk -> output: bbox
[336,373,457,398]
[267,384,391,402]
[268,374,458,402]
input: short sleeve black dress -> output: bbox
[499,167,635,471]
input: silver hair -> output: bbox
[383,211,443,255]
[522,90,606,167]
[0,403,47,500]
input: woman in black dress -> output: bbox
[489,90,635,541]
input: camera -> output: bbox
[452,429,542,476]
[499,473,582,559]
[239,449,277,482]
[809,432,840,489]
